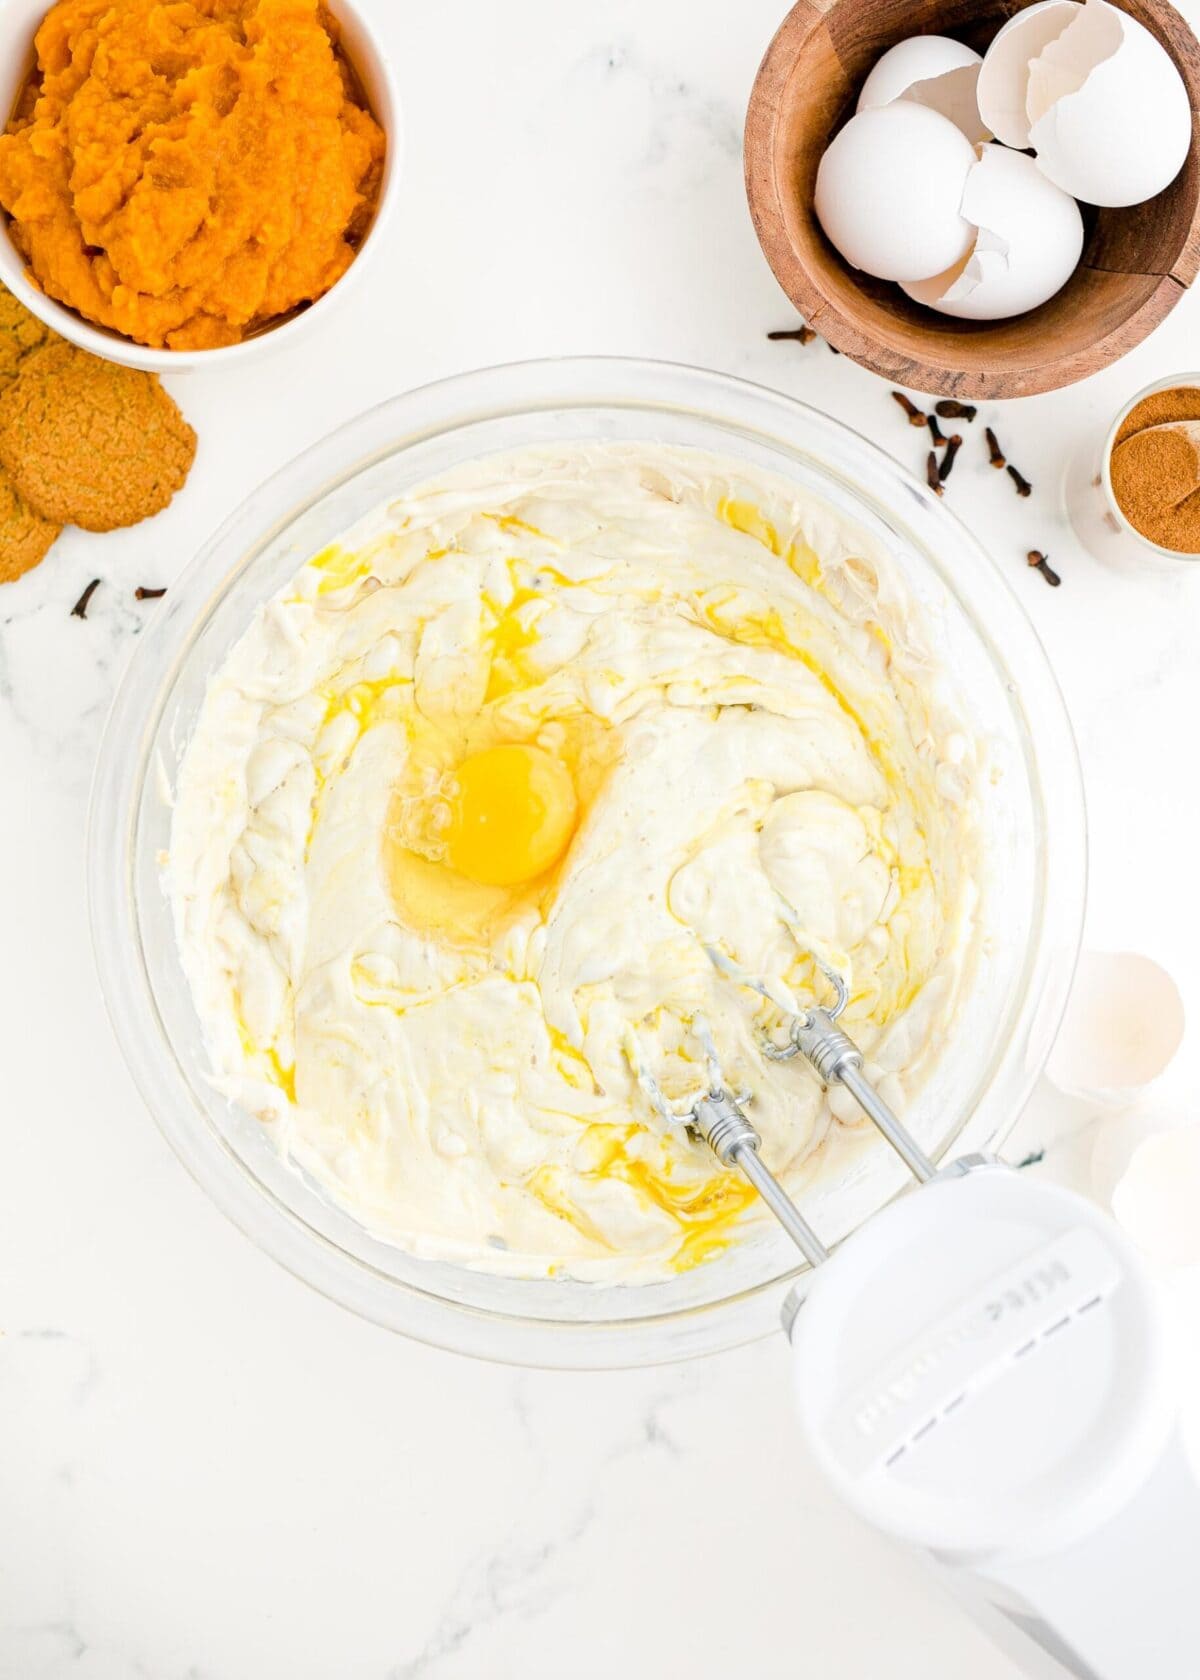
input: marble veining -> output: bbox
[3,0,1200,1675]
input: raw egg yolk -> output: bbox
[444,745,578,886]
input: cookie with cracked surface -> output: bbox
[0,465,59,581]
[0,284,56,392]
[0,289,62,580]
[0,341,196,532]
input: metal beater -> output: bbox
[630,950,936,1269]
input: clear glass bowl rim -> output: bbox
[87,356,1087,1368]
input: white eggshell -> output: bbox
[815,104,977,283]
[1112,1125,1200,1268]
[976,0,1082,147]
[1091,1101,1183,1207]
[857,35,990,142]
[1027,0,1192,206]
[1045,950,1185,1108]
[901,144,1083,319]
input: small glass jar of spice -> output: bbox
[1066,375,1200,566]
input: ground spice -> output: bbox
[1110,386,1200,554]
[1114,387,1200,444]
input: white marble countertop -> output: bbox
[4,1,1200,1675]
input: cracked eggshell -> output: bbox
[901,144,1084,319]
[1027,0,1192,207]
[815,104,977,283]
[1091,1102,1184,1207]
[857,36,990,143]
[1112,1125,1200,1268]
[1045,950,1185,1108]
[976,0,1082,148]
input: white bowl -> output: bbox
[0,0,400,372]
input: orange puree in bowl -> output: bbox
[0,0,386,349]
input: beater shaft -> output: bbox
[736,1144,830,1268]
[692,1091,830,1267]
[837,1059,936,1184]
[782,1006,936,1184]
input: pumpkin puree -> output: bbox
[0,0,386,350]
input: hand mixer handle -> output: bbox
[953,1426,1200,1680]
[788,1165,1200,1680]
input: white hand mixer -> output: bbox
[632,954,1200,1680]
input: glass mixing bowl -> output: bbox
[89,358,1086,1368]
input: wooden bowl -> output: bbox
[745,0,1200,398]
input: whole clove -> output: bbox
[892,391,927,427]
[135,585,167,600]
[928,414,947,447]
[1027,549,1061,587]
[925,451,944,496]
[767,325,816,346]
[939,434,964,483]
[936,400,978,423]
[985,426,1007,469]
[1008,463,1033,498]
[71,578,101,619]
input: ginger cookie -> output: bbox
[0,286,56,391]
[0,465,59,582]
[0,341,196,533]
[0,287,62,579]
